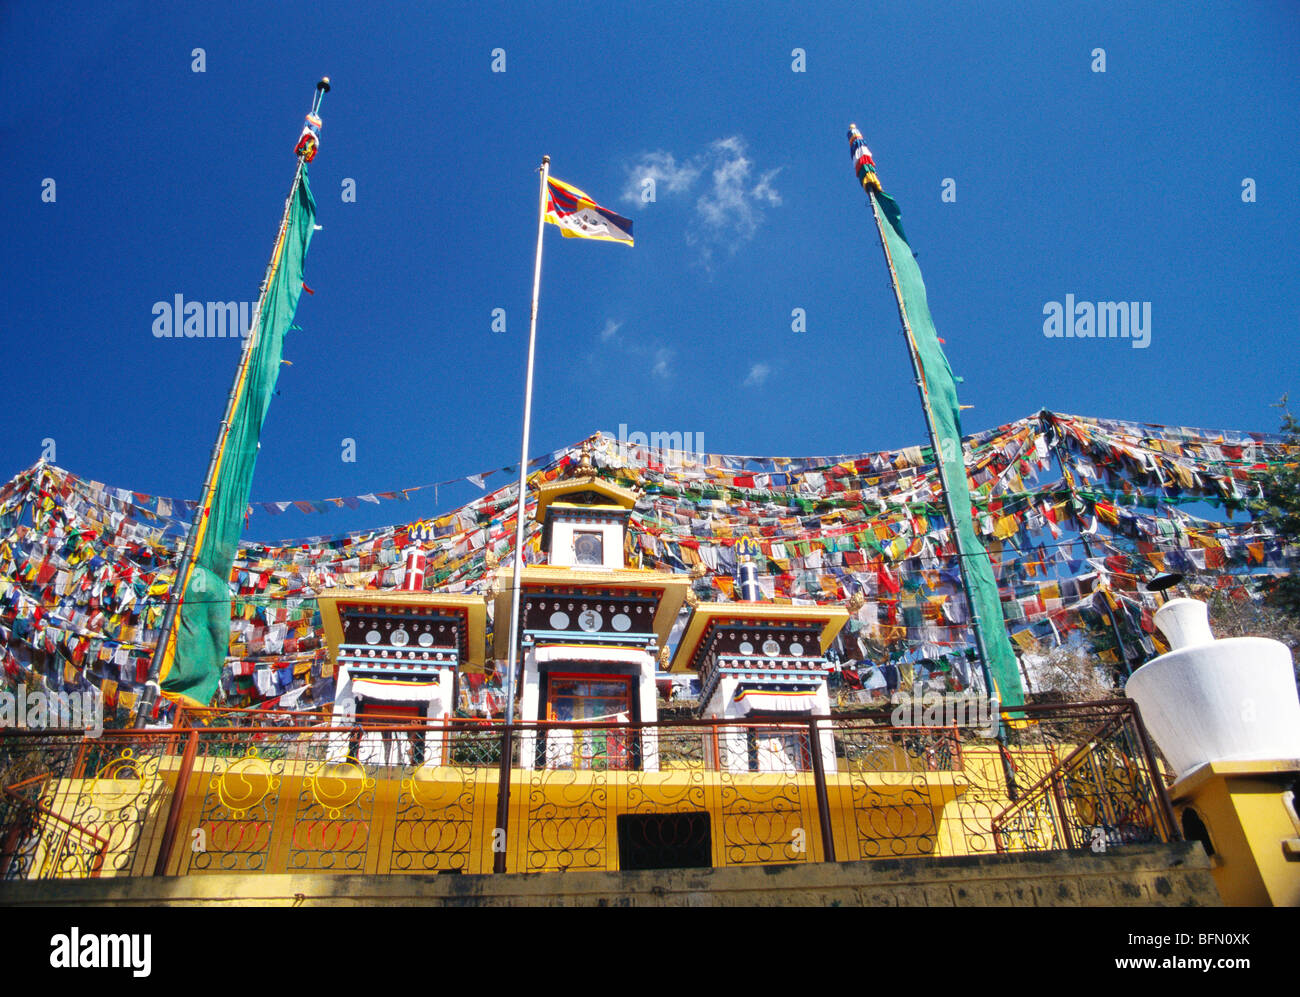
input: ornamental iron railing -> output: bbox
[0,700,1177,880]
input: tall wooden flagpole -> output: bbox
[865,191,997,698]
[846,122,1006,703]
[135,79,330,727]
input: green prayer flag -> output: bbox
[161,169,317,706]
[871,187,1026,706]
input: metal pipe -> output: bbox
[492,723,514,873]
[807,716,836,862]
[1128,698,1182,841]
[153,728,199,875]
[503,155,550,726]
[1049,770,1076,850]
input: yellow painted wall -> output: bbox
[25,738,1176,879]
[34,757,1023,876]
[1171,762,1300,907]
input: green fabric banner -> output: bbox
[871,189,1025,706]
[161,169,317,706]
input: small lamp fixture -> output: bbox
[1145,571,1183,594]
[1143,571,1184,614]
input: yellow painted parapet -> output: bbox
[24,743,1121,878]
[44,765,973,876]
[1167,759,1300,907]
[8,702,1180,887]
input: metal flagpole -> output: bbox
[134,78,330,728]
[865,191,997,700]
[503,155,550,725]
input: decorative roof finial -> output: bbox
[575,439,596,476]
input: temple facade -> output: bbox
[490,473,686,770]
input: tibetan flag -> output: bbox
[158,168,317,708]
[545,177,633,245]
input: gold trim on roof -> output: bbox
[491,565,689,658]
[534,475,638,522]
[668,602,850,674]
[317,589,487,671]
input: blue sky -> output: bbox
[2,1,1296,542]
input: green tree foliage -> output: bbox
[1250,399,1300,637]
[1019,635,1119,701]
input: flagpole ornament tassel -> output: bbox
[295,121,321,162]
[296,78,330,161]
[847,123,882,193]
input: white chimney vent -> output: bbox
[1125,598,1300,779]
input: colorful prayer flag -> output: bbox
[159,168,318,708]
[849,126,1025,707]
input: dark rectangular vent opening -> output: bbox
[616,812,712,870]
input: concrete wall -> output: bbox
[0,842,1220,906]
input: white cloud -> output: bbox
[621,136,781,265]
[596,319,671,380]
[743,362,771,387]
[650,347,674,380]
[620,151,702,203]
[696,138,782,242]
[750,170,782,208]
